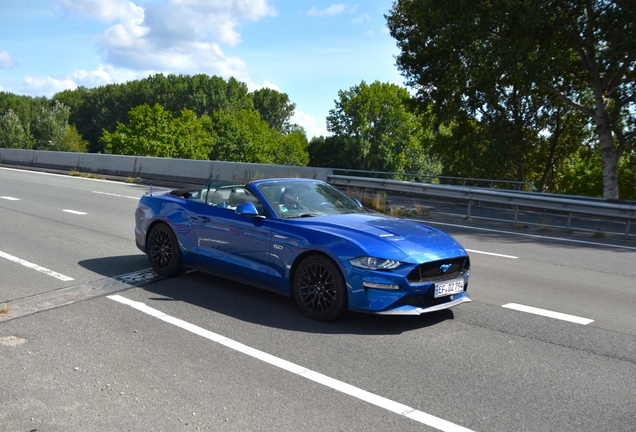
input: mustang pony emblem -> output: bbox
[440,264,452,273]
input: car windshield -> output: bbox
[256,181,366,218]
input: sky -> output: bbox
[0,0,404,138]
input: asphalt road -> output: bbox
[1,166,635,431]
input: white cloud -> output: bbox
[56,0,276,78]
[0,65,141,96]
[0,51,17,70]
[292,110,328,139]
[247,80,281,92]
[55,0,144,23]
[352,13,371,24]
[306,4,346,17]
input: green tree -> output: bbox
[252,88,296,132]
[387,0,636,198]
[55,74,255,153]
[0,109,32,149]
[0,92,48,127]
[59,125,88,152]
[100,104,212,159]
[275,126,309,166]
[209,109,279,163]
[323,80,441,175]
[30,101,72,150]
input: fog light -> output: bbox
[363,282,400,290]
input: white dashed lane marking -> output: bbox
[0,250,74,281]
[108,294,475,432]
[465,249,518,259]
[63,209,88,215]
[1,196,21,201]
[502,303,594,325]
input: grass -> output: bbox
[388,205,429,217]
[346,188,387,213]
[0,304,8,314]
[232,171,267,184]
[538,215,554,232]
[592,229,606,238]
[69,170,105,180]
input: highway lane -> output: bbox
[1,167,635,431]
[1,273,635,431]
[0,167,158,301]
[423,220,636,335]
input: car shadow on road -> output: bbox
[78,254,150,278]
[138,269,456,336]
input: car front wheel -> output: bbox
[293,255,348,322]
[147,223,184,277]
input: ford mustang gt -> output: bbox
[135,178,471,321]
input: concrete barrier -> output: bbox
[0,149,332,184]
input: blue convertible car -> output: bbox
[135,178,471,321]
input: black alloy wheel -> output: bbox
[147,223,184,277]
[293,255,347,321]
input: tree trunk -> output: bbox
[599,128,619,199]
[594,100,619,199]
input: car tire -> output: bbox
[293,255,348,322]
[147,223,184,277]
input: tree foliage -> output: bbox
[252,88,296,132]
[52,74,254,153]
[100,104,212,159]
[0,110,31,149]
[0,95,87,152]
[99,103,309,165]
[209,108,293,164]
[313,80,441,176]
[387,0,636,198]
[30,101,71,150]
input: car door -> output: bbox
[191,186,272,283]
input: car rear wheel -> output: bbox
[293,255,348,322]
[147,223,184,277]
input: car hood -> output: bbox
[290,214,467,262]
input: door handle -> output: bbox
[189,215,210,223]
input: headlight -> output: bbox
[349,257,401,270]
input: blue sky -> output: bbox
[0,0,403,138]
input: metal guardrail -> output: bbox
[2,148,634,240]
[328,175,636,240]
[331,169,535,191]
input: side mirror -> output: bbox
[235,202,265,219]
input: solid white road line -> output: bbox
[107,294,475,432]
[502,303,594,325]
[0,250,74,281]
[92,191,140,200]
[63,209,88,215]
[1,196,21,201]
[465,249,518,259]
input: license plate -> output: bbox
[434,279,464,297]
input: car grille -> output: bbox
[407,257,470,283]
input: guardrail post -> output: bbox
[514,206,518,226]
[566,213,572,232]
[467,200,472,219]
[626,219,631,241]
